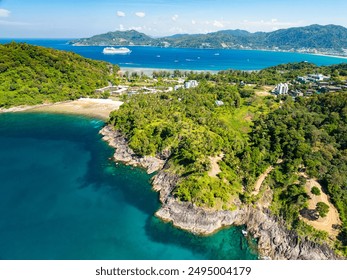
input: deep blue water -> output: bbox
[1,39,346,71]
[0,113,258,260]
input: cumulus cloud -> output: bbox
[129,26,144,31]
[135,12,145,18]
[172,14,178,21]
[0,8,10,17]
[213,20,224,28]
[191,20,196,25]
[117,11,125,17]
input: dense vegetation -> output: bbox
[109,82,276,208]
[71,24,347,53]
[110,63,347,255]
[0,42,118,107]
[249,92,347,253]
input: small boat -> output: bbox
[102,47,131,55]
[242,229,248,236]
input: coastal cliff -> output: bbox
[100,125,339,260]
[100,126,166,174]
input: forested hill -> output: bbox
[71,24,347,55]
[0,42,118,108]
[108,66,347,256]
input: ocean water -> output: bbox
[0,113,258,260]
[1,39,346,71]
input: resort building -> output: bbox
[274,83,289,95]
[307,74,329,82]
[184,80,199,89]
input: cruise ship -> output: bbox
[102,47,131,55]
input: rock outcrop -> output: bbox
[152,169,339,260]
[100,125,166,174]
[100,125,340,260]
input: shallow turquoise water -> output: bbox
[0,113,258,260]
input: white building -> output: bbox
[307,74,329,82]
[274,83,289,95]
[184,80,199,89]
[215,100,224,106]
[174,85,184,91]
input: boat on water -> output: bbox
[102,47,131,55]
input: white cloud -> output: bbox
[135,12,145,18]
[240,19,305,31]
[129,26,144,31]
[0,8,10,17]
[119,24,125,31]
[191,20,196,25]
[213,20,224,28]
[172,14,178,21]
[117,11,125,17]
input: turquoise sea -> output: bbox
[1,39,347,71]
[0,113,258,260]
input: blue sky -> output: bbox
[1,0,347,38]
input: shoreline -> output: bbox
[2,101,341,259]
[99,124,341,260]
[119,67,220,75]
[0,98,123,120]
[72,42,347,59]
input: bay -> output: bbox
[1,39,346,71]
[0,113,258,260]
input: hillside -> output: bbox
[108,63,347,256]
[0,42,118,108]
[70,24,347,55]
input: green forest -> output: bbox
[0,42,118,107]
[250,92,347,254]
[110,64,347,256]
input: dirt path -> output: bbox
[301,179,341,237]
[208,153,224,178]
[254,86,273,97]
[252,166,274,196]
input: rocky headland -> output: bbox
[100,125,340,260]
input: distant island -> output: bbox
[70,24,347,57]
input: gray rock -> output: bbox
[99,125,166,174]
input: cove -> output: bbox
[0,112,257,260]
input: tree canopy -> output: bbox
[0,42,118,107]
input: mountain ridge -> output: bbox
[70,24,347,56]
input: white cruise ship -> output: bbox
[102,47,131,55]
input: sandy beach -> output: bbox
[0,98,123,120]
